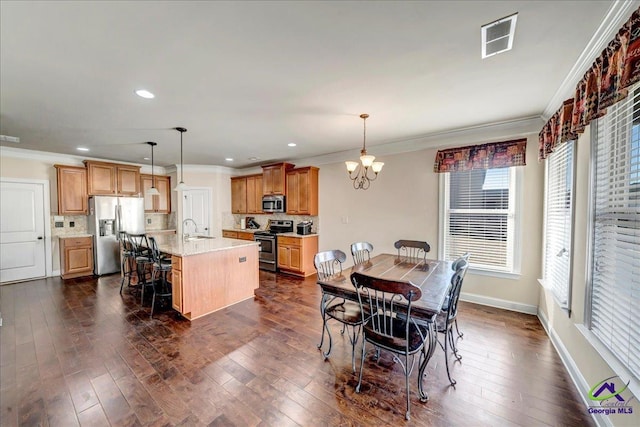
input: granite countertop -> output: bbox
[222,228,262,233]
[153,234,259,257]
[145,229,177,235]
[278,232,318,238]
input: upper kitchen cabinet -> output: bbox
[84,160,141,196]
[54,165,88,215]
[231,176,247,214]
[141,174,171,213]
[231,174,263,214]
[262,162,294,195]
[286,167,319,215]
[246,174,263,214]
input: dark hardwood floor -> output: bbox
[1,271,594,426]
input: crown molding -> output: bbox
[542,0,639,120]
[297,115,543,167]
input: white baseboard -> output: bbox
[459,292,538,315]
[51,270,60,277]
[537,310,610,427]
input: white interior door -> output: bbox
[182,189,210,236]
[1,180,47,283]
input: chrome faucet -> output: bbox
[182,218,198,238]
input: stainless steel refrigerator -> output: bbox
[88,196,145,275]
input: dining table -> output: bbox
[316,253,455,401]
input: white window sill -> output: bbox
[575,324,640,399]
[468,267,521,280]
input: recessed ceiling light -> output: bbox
[248,157,260,161]
[288,143,297,147]
[0,134,20,143]
[143,157,150,160]
[77,147,90,152]
[135,89,155,99]
[225,158,234,162]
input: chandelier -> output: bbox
[345,114,384,190]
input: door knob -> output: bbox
[37,236,43,240]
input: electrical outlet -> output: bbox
[55,222,64,228]
[147,218,152,224]
[69,221,75,227]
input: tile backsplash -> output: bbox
[145,213,169,230]
[51,215,88,237]
[228,213,319,234]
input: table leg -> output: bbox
[418,319,437,402]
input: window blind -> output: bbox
[590,86,640,380]
[543,140,575,310]
[444,167,516,272]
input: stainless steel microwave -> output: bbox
[262,195,285,213]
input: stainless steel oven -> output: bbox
[254,220,293,272]
[254,232,277,272]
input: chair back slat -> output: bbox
[394,240,430,260]
[314,250,347,280]
[128,233,149,257]
[446,258,468,323]
[147,237,161,263]
[351,242,373,265]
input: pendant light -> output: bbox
[146,141,160,196]
[345,114,384,190]
[173,127,188,191]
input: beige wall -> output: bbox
[318,133,543,309]
[538,128,640,426]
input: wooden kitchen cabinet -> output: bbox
[84,160,141,196]
[246,174,263,214]
[277,235,318,277]
[141,174,171,213]
[54,165,88,215]
[60,236,94,279]
[171,255,183,312]
[231,174,262,214]
[262,162,294,195]
[286,166,319,215]
[222,230,255,241]
[231,177,247,214]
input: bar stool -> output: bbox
[128,233,154,304]
[147,237,172,318]
[119,232,136,294]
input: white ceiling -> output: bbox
[0,1,626,169]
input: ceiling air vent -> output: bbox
[481,13,518,59]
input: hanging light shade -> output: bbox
[146,141,160,196]
[345,114,384,190]
[173,127,188,191]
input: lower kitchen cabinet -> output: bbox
[171,255,183,312]
[60,236,94,279]
[277,235,318,277]
[222,230,255,241]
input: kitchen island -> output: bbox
[152,234,259,320]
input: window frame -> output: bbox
[540,140,576,315]
[439,166,522,278]
[584,87,640,385]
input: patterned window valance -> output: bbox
[433,138,527,173]
[539,7,640,160]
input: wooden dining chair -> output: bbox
[350,271,429,421]
[394,240,430,260]
[314,250,363,373]
[350,241,373,265]
[436,258,468,386]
